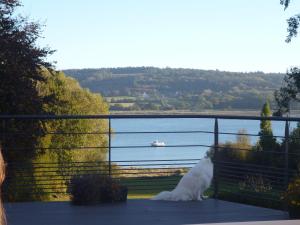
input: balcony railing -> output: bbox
[0,114,299,209]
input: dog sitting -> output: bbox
[152,158,213,201]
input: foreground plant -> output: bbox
[68,174,127,205]
[283,176,300,219]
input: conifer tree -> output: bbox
[258,101,278,153]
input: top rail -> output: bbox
[0,114,299,121]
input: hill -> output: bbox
[63,67,285,111]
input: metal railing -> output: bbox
[0,114,299,209]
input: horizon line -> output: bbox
[59,66,286,74]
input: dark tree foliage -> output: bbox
[0,0,54,114]
[0,0,54,201]
[274,67,300,115]
[280,0,291,9]
[286,124,300,170]
[280,0,300,42]
[274,1,300,114]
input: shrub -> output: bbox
[68,175,127,205]
[283,176,300,219]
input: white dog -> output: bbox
[152,158,213,201]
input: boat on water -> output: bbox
[151,140,166,147]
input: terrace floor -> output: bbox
[5,199,288,225]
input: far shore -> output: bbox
[111,110,300,117]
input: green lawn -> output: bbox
[120,175,181,199]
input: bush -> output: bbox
[283,176,300,219]
[68,175,127,205]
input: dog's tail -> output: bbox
[151,191,173,201]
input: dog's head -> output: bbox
[200,157,214,179]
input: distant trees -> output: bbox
[66,67,283,112]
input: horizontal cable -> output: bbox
[218,131,285,139]
[217,164,290,176]
[113,130,214,134]
[9,159,201,166]
[109,163,195,167]
[112,159,200,163]
[219,179,285,193]
[1,130,213,136]
[111,144,211,149]
[216,160,298,173]
[217,145,291,155]
[15,166,191,174]
[218,175,286,190]
[218,171,286,186]
[219,188,283,203]
[8,178,180,186]
[6,146,108,151]
[8,170,181,179]
[112,167,190,171]
[8,169,184,179]
[2,191,68,195]
[219,180,285,195]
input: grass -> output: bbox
[120,175,181,199]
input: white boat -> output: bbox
[151,140,166,147]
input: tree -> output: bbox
[280,0,300,42]
[0,0,54,201]
[34,70,109,200]
[285,124,300,170]
[274,68,300,115]
[206,129,251,162]
[257,101,278,152]
[274,1,300,115]
[0,0,54,115]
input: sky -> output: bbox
[20,0,300,73]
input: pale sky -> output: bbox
[21,0,300,73]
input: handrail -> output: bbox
[0,114,299,121]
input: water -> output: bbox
[110,118,297,165]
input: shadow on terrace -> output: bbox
[1,114,298,225]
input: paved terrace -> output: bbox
[5,199,288,225]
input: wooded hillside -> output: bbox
[64,67,285,111]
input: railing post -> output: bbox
[284,120,289,189]
[213,118,219,199]
[108,118,112,177]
